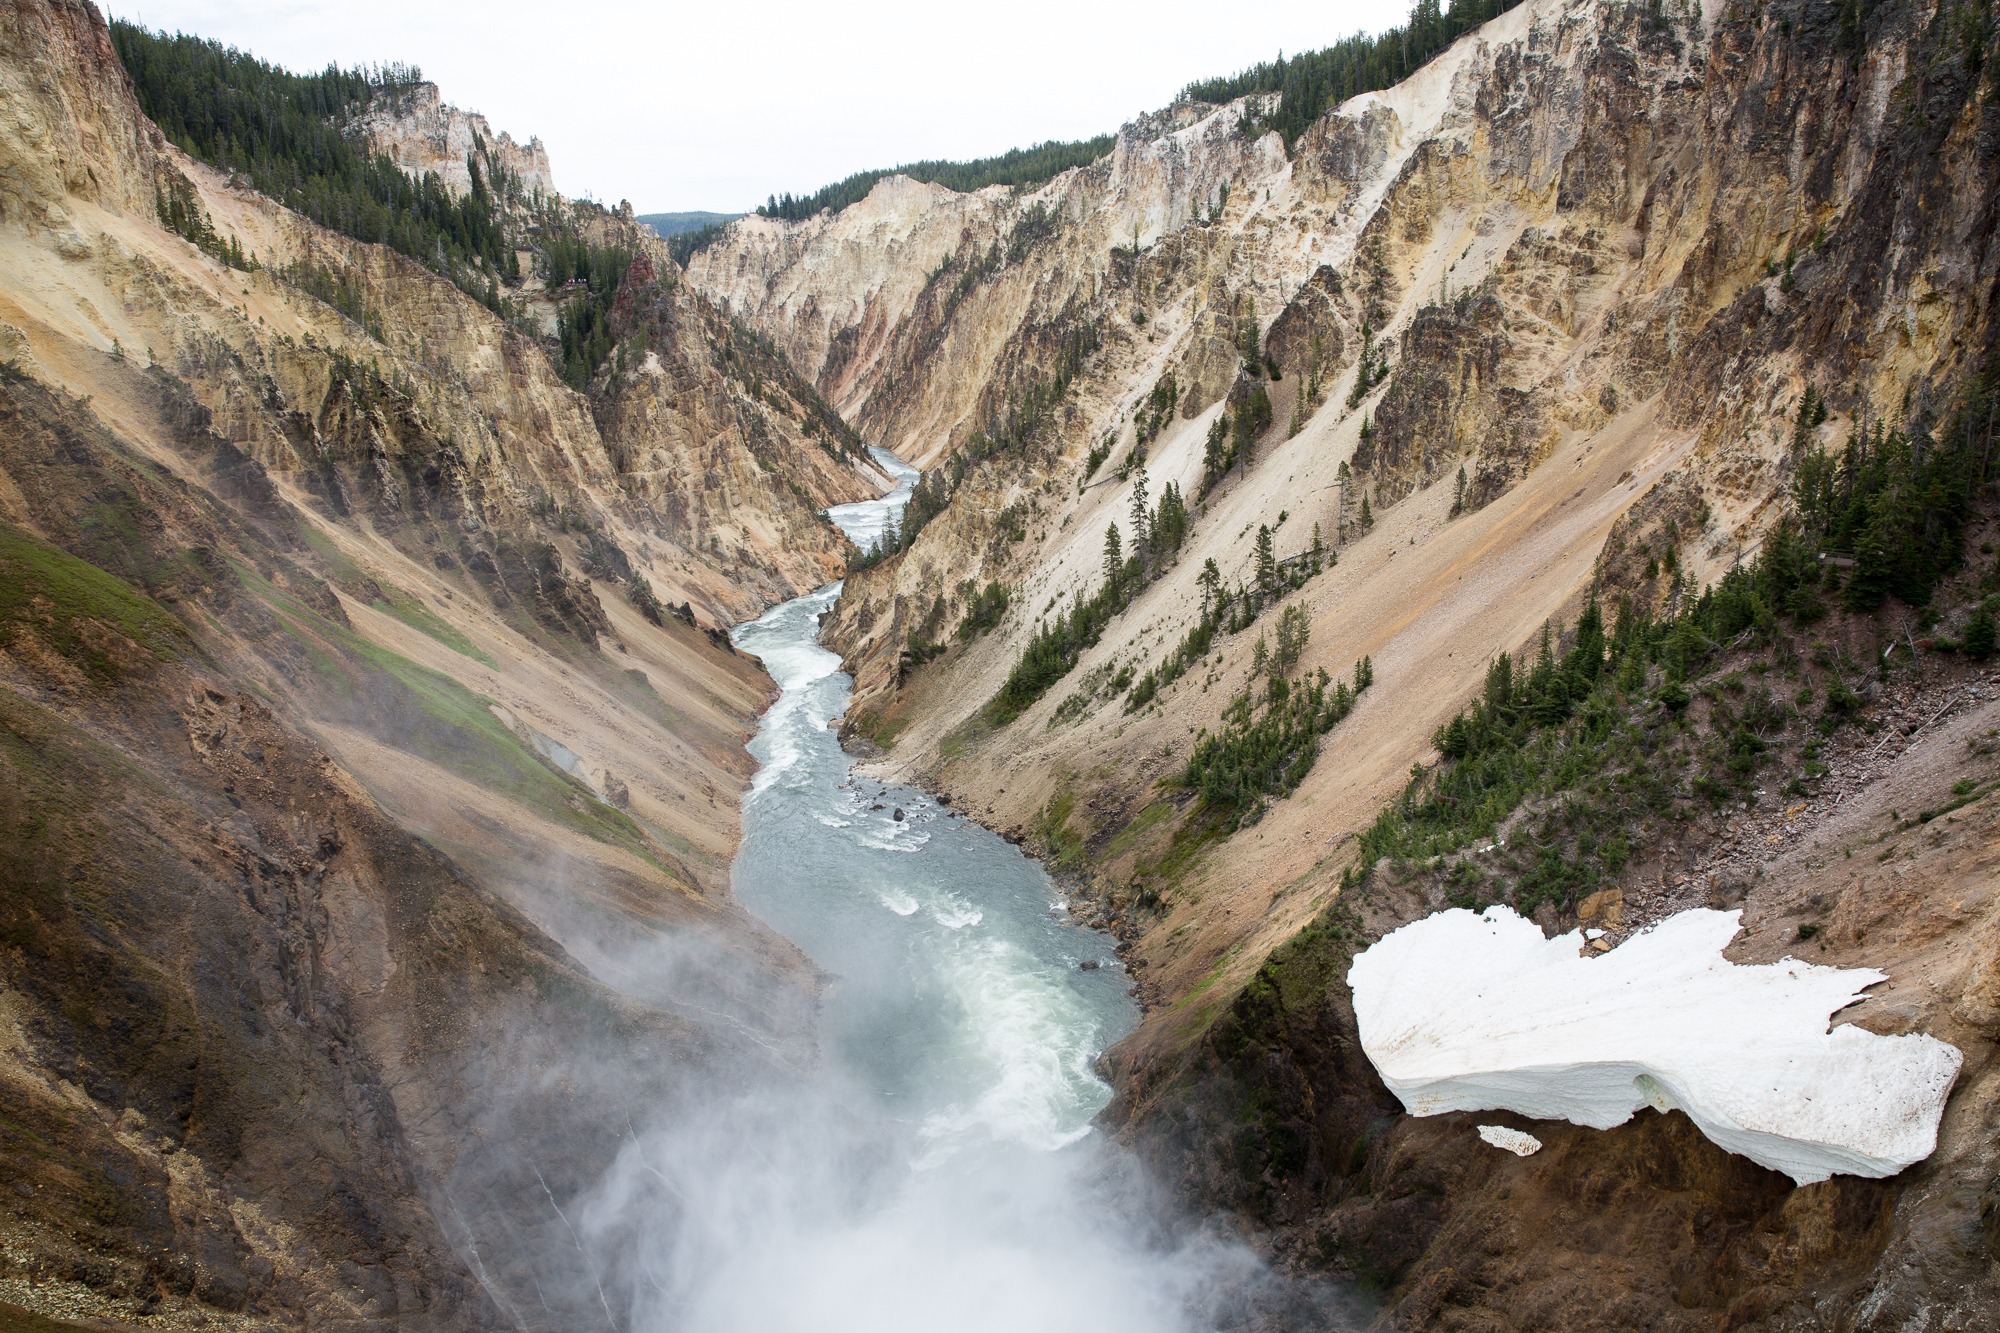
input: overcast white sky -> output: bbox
[108,1,1414,213]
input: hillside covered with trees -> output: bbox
[110,24,520,305]
[1184,0,1530,145]
[755,135,1117,222]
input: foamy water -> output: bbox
[824,445,920,553]
[730,559,1129,1154]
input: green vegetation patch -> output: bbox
[542,234,633,389]
[1208,899,1370,1167]
[111,23,517,307]
[0,523,192,681]
[369,583,497,666]
[236,562,660,864]
[1349,389,1996,914]
[1181,654,1372,829]
[1100,798,1175,862]
[987,475,1191,720]
[294,527,496,665]
[1131,807,1225,899]
[1034,786,1088,873]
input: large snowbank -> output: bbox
[1348,907,1962,1184]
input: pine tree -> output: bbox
[1336,460,1354,542]
[1202,413,1232,496]
[1966,601,1997,660]
[1198,558,1223,622]
[1151,481,1188,556]
[1362,235,1390,325]
[1102,522,1124,595]
[1837,0,1868,65]
[1791,385,1828,454]
[1348,322,1377,408]
[1275,603,1311,677]
[1237,293,1262,366]
[1129,468,1151,558]
[1255,523,1278,600]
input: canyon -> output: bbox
[0,0,1996,1329]
[689,0,2000,1324]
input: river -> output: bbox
[581,449,1352,1331]
[733,449,1134,1155]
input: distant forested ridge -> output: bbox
[640,213,741,267]
[1184,0,1529,146]
[111,23,519,306]
[637,211,740,237]
[749,0,1529,224]
[754,136,1117,222]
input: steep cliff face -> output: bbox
[590,251,884,615]
[0,0,161,219]
[705,0,2000,1324]
[691,99,1294,463]
[349,81,555,199]
[130,171,873,629]
[0,2,848,1327]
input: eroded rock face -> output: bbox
[690,98,1296,463]
[0,2,848,1327]
[591,253,880,616]
[348,81,555,200]
[0,369,810,1331]
[721,0,1995,744]
[706,0,2000,1324]
[0,0,163,220]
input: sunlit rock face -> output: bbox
[1349,907,1963,1185]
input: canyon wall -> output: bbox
[694,0,2000,1325]
[0,1,870,1326]
[350,81,556,200]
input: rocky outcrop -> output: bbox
[0,0,163,220]
[348,81,554,199]
[158,190,873,628]
[1136,668,2000,1331]
[0,368,809,1330]
[1358,288,1540,508]
[690,98,1293,463]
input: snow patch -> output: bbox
[1349,907,1962,1184]
[1477,1125,1542,1157]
